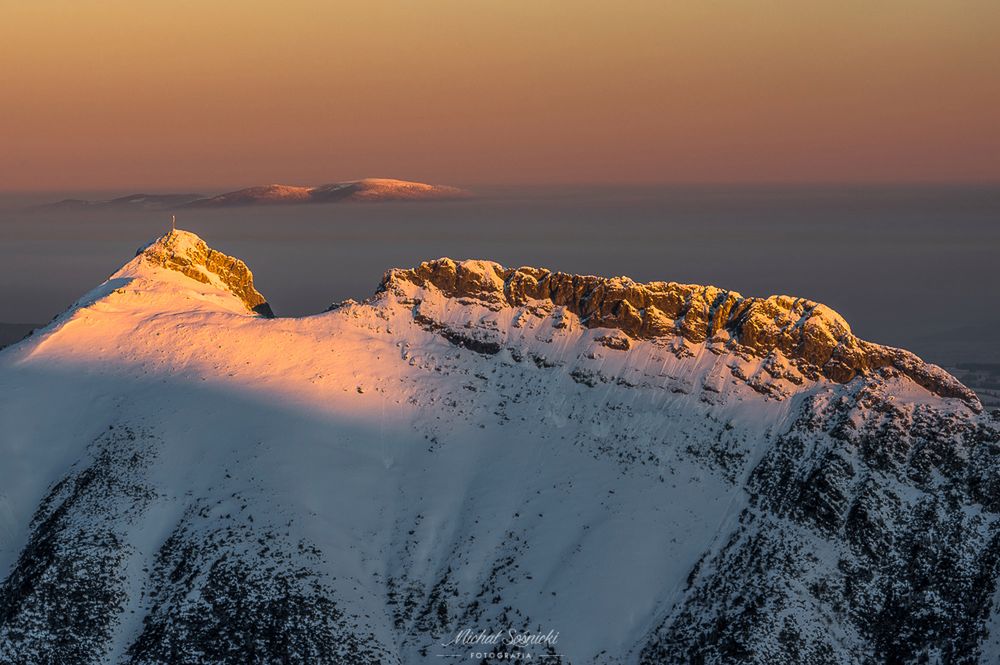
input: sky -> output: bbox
[1,0,999,191]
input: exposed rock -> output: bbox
[126,506,394,665]
[383,259,979,408]
[0,426,158,664]
[641,382,1000,664]
[136,231,274,317]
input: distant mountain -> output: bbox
[185,178,469,207]
[183,184,314,207]
[40,193,205,211]
[34,179,469,211]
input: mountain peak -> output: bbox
[383,258,979,408]
[70,231,977,409]
[186,184,314,207]
[130,229,273,317]
[336,178,468,201]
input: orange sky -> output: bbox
[1,0,998,190]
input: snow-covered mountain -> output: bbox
[39,193,206,211]
[186,178,468,207]
[0,230,997,664]
[36,179,468,212]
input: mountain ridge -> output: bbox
[121,230,975,408]
[132,230,273,316]
[35,178,468,211]
[1,229,997,664]
[383,258,979,408]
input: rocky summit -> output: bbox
[385,258,978,407]
[136,230,274,317]
[0,230,997,664]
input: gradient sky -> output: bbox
[1,0,998,190]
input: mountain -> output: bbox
[34,179,468,211]
[183,184,314,207]
[0,230,997,664]
[185,178,469,207]
[39,193,205,211]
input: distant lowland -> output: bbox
[34,178,469,211]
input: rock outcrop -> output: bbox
[383,258,978,408]
[136,230,274,317]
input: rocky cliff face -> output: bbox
[0,232,996,664]
[135,230,274,317]
[640,379,1000,664]
[384,259,978,408]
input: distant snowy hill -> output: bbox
[186,178,468,207]
[0,230,997,664]
[35,179,468,211]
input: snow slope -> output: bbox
[0,230,997,664]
